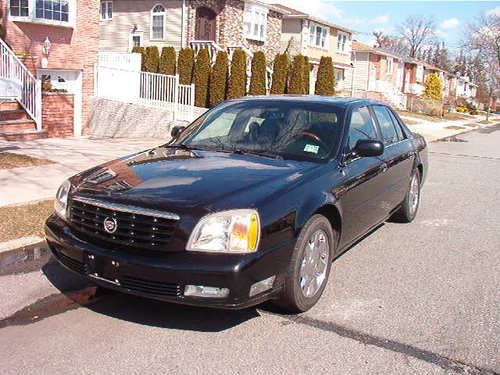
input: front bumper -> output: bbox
[45,214,294,309]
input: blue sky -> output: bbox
[262,1,500,55]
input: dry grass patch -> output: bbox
[0,152,54,169]
[445,125,466,130]
[0,200,54,242]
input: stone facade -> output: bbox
[187,0,283,61]
[0,0,99,135]
[42,93,74,137]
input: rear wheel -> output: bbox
[275,215,336,313]
[392,170,421,223]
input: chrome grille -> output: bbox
[69,197,178,251]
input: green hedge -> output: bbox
[144,46,160,73]
[194,48,211,108]
[159,46,176,76]
[315,56,335,96]
[303,56,310,95]
[249,51,266,96]
[178,48,195,84]
[131,46,146,71]
[288,55,307,95]
[270,53,290,95]
[209,51,229,107]
[227,49,247,99]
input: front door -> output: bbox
[195,7,216,41]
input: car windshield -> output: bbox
[175,100,345,162]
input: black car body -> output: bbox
[45,97,428,311]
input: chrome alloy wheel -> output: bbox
[408,173,420,216]
[299,229,330,298]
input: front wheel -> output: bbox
[392,170,421,223]
[275,215,336,313]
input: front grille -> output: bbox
[57,250,87,274]
[69,198,178,251]
[121,276,183,297]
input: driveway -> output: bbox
[0,137,161,206]
[0,127,498,374]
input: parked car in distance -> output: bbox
[45,96,428,312]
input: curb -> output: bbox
[0,239,49,271]
[432,123,490,143]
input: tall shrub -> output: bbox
[303,56,310,94]
[315,56,335,96]
[288,55,307,95]
[159,46,176,75]
[270,53,290,95]
[178,48,195,84]
[144,46,160,73]
[194,48,211,108]
[249,51,266,96]
[209,51,229,107]
[422,73,443,100]
[227,49,247,99]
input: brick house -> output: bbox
[270,4,355,95]
[351,41,406,108]
[99,0,287,62]
[0,0,99,140]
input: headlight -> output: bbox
[54,179,71,220]
[186,209,260,253]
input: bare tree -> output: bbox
[372,31,408,56]
[397,16,435,58]
[462,13,500,119]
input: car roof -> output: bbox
[231,95,387,108]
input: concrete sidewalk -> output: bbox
[0,137,160,207]
[400,114,500,142]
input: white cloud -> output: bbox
[260,0,343,19]
[486,6,500,17]
[440,18,459,29]
[372,15,390,24]
[434,29,448,39]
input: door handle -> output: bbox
[379,163,388,173]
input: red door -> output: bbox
[195,7,216,41]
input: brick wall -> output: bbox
[1,0,99,134]
[187,0,283,61]
[42,93,74,137]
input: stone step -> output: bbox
[0,99,21,111]
[0,129,48,141]
[0,119,37,133]
[0,109,29,121]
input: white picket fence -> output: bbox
[0,38,42,129]
[95,63,195,121]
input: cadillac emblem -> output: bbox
[103,217,118,234]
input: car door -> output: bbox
[337,106,388,248]
[371,105,415,214]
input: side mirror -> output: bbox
[170,125,186,139]
[353,139,384,157]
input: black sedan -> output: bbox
[45,96,428,312]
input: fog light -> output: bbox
[184,285,230,298]
[249,275,276,297]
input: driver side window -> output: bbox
[348,107,378,151]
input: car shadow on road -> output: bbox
[41,260,261,332]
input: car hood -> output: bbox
[72,146,320,214]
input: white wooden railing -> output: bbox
[95,64,195,121]
[190,40,225,64]
[0,38,42,129]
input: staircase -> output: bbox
[0,38,45,141]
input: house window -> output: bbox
[244,3,268,42]
[334,68,344,86]
[35,0,69,22]
[416,65,424,82]
[151,4,166,40]
[336,31,350,53]
[387,57,393,74]
[100,0,112,20]
[309,23,328,49]
[9,0,29,16]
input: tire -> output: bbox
[392,170,421,223]
[275,214,336,313]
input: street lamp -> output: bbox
[41,37,51,68]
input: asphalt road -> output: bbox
[1,126,499,374]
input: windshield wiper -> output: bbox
[230,147,284,160]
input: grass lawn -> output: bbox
[0,200,54,242]
[0,152,54,169]
[397,110,472,123]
